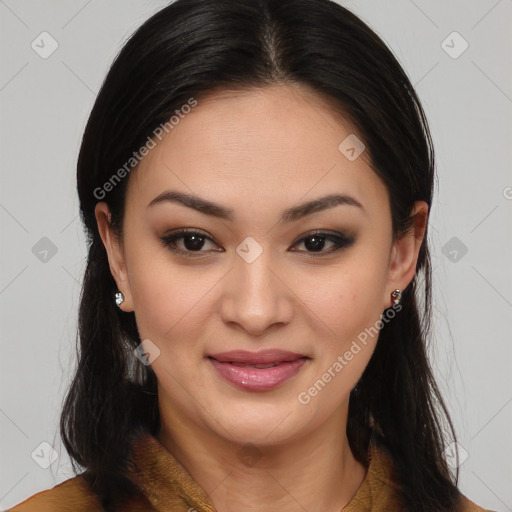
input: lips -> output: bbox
[207,349,310,391]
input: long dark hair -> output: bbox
[62,0,464,510]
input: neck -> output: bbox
[156,403,368,512]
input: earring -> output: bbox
[115,291,124,308]
[391,289,402,306]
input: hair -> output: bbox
[61,0,465,510]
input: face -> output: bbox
[96,84,427,447]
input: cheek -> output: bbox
[126,246,219,356]
[294,257,389,400]
[125,245,187,341]
[297,259,386,338]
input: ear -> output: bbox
[94,202,134,312]
[383,200,429,309]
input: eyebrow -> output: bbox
[147,190,365,222]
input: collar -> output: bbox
[125,431,401,512]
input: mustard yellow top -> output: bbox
[7,432,492,511]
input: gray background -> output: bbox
[0,1,511,510]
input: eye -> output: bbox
[160,228,221,257]
[290,230,355,256]
[160,228,354,258]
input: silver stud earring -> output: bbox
[391,289,402,306]
[115,291,125,308]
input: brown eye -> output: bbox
[160,229,221,256]
[290,231,355,255]
[160,229,354,258]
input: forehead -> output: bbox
[127,84,388,217]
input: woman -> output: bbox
[8,0,494,511]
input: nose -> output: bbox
[219,249,294,336]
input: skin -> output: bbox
[95,83,428,512]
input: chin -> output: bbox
[209,406,308,447]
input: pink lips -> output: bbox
[207,349,309,391]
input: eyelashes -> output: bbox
[160,228,355,258]
[160,229,222,256]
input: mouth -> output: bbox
[208,349,308,364]
[207,350,310,391]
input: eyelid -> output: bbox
[290,229,352,245]
[160,228,221,257]
[160,228,354,257]
[289,230,355,257]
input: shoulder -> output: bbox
[6,475,103,512]
[360,443,493,512]
[6,474,153,512]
